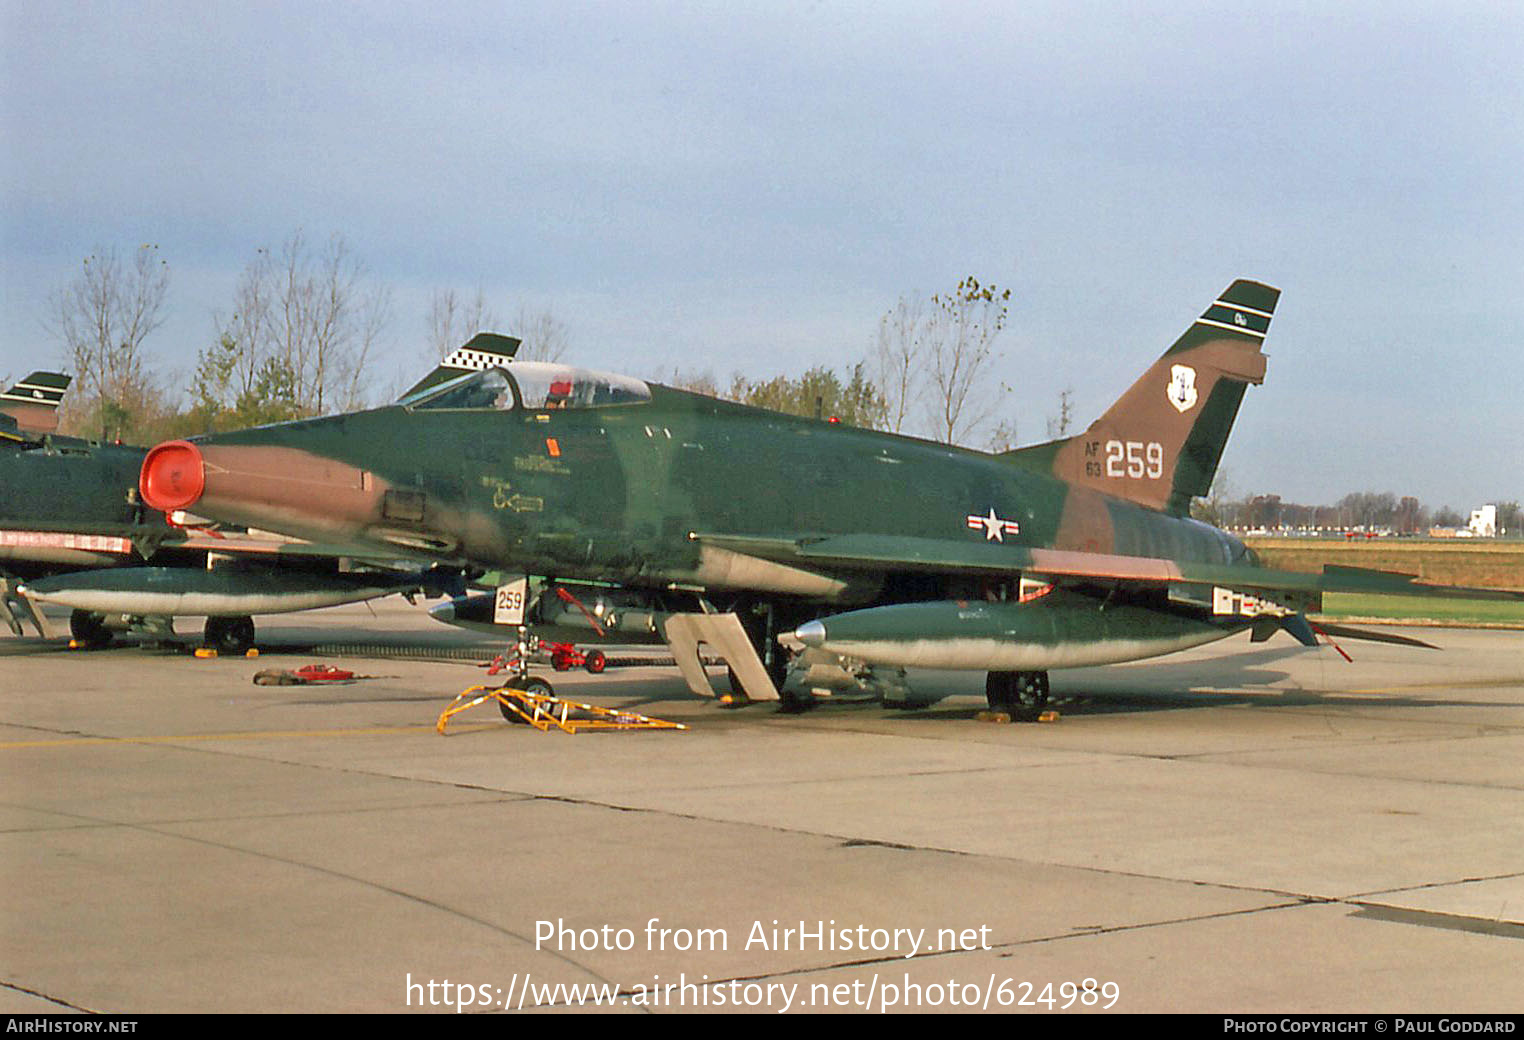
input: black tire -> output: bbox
[204,615,256,654]
[499,675,554,721]
[69,610,112,648]
[986,671,1050,718]
[777,689,814,714]
[584,649,606,674]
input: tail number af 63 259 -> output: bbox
[1104,440,1164,480]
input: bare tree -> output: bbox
[1190,469,1238,527]
[662,367,722,396]
[512,304,571,363]
[1337,491,1398,531]
[922,276,1011,445]
[1046,386,1075,440]
[213,232,389,417]
[985,419,1018,453]
[1394,496,1429,535]
[872,295,926,435]
[46,244,171,440]
[1493,500,1520,537]
[428,287,498,358]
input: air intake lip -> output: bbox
[139,440,206,512]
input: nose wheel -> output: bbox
[985,670,1050,720]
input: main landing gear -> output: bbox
[203,615,256,654]
[985,670,1050,721]
[69,609,113,648]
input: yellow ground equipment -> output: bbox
[436,683,687,735]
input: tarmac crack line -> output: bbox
[0,793,531,835]
[0,979,99,1014]
[4,798,621,992]
[12,714,1516,921]
[1347,868,1524,901]
[518,791,1354,906]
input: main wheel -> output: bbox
[69,610,112,648]
[986,670,1050,718]
[204,615,256,654]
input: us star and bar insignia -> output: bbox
[966,508,1020,542]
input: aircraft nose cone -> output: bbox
[139,440,206,512]
[793,620,827,648]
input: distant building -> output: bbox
[1468,504,1497,538]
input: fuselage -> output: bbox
[146,378,1255,607]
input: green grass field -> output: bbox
[1318,593,1524,627]
[1245,538,1524,627]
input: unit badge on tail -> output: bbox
[1167,364,1198,413]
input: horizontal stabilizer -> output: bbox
[1312,621,1440,650]
[1256,613,1438,651]
[1319,564,1524,601]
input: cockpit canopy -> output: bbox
[401,363,651,412]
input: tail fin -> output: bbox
[0,371,72,436]
[397,332,521,401]
[1007,279,1279,516]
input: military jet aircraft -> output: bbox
[1,337,518,649]
[135,281,1517,711]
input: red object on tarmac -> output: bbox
[293,664,355,682]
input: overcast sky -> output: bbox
[2,1,1519,509]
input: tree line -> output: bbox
[666,276,1020,448]
[35,236,1024,452]
[43,242,1512,537]
[1195,488,1521,538]
[35,235,573,445]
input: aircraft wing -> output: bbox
[692,532,1524,602]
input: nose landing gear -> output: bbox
[984,670,1051,721]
